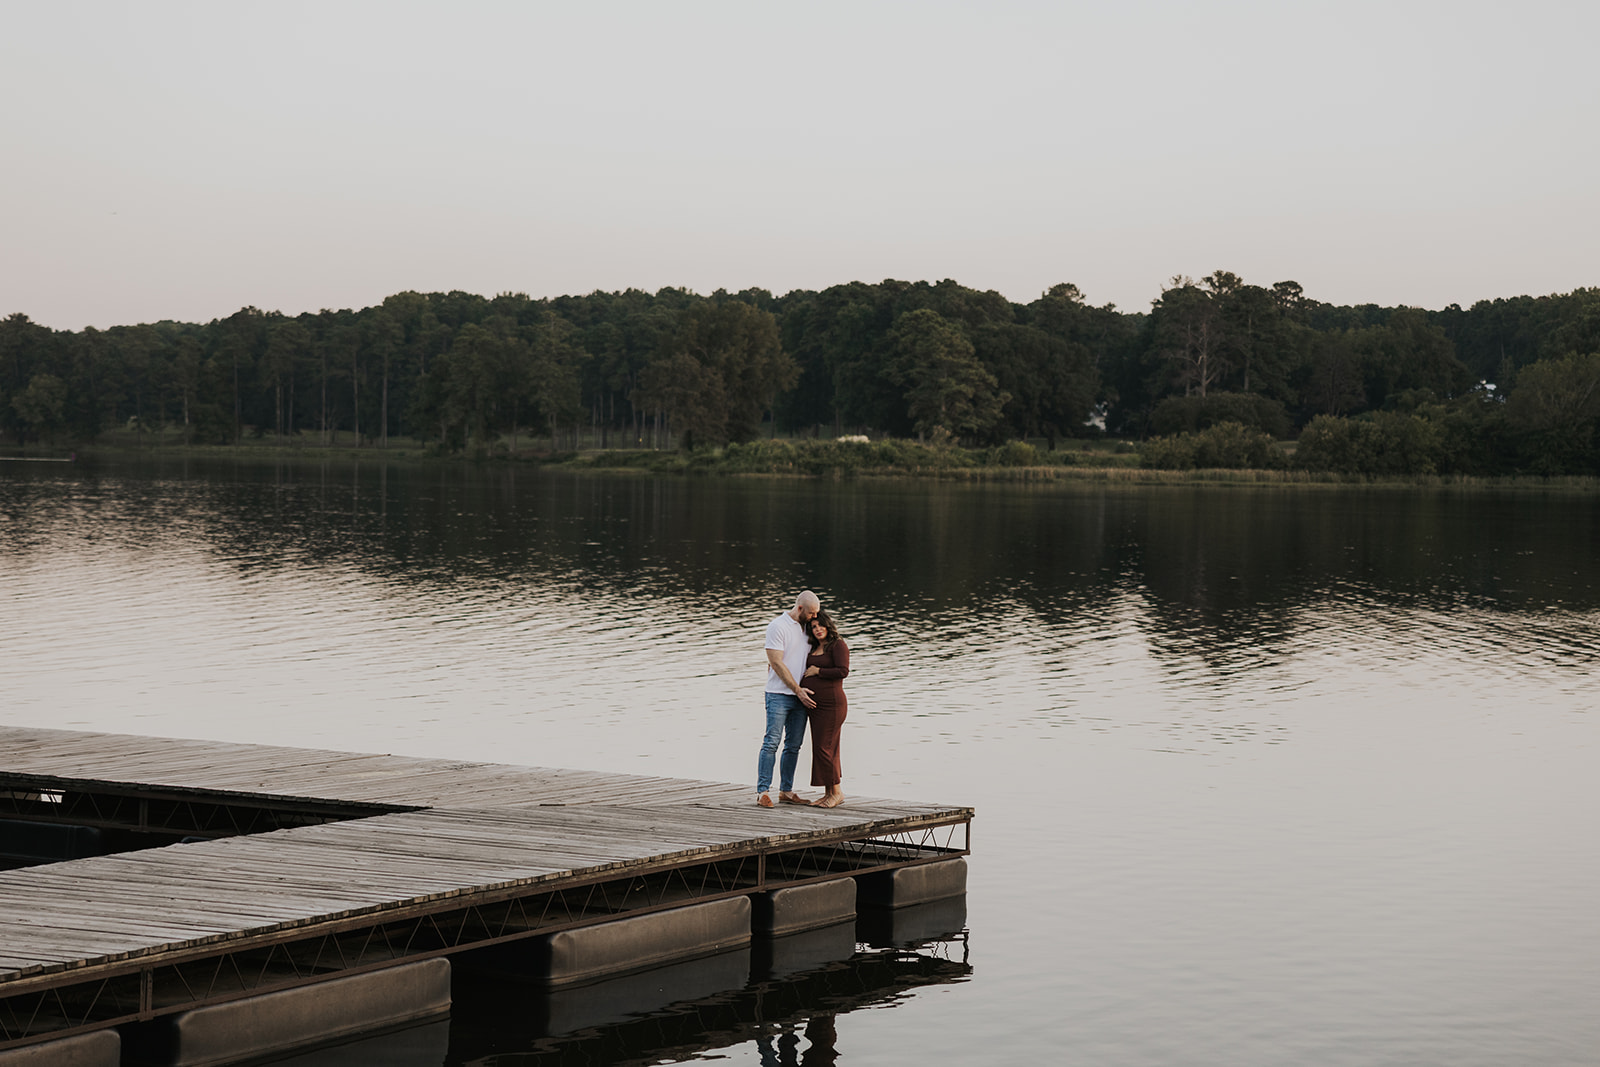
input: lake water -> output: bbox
[2,456,1597,1065]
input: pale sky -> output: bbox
[3,0,1596,330]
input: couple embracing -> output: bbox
[757,590,849,809]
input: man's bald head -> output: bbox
[795,590,820,622]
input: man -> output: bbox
[758,590,820,808]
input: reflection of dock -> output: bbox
[0,727,971,1063]
[450,926,972,1065]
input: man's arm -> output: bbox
[766,648,816,708]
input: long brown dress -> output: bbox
[805,639,849,787]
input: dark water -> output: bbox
[2,457,1597,1065]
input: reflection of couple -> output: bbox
[758,590,849,809]
[758,1016,838,1066]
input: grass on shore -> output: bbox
[47,431,1600,492]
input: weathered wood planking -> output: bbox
[0,726,949,819]
[0,727,971,990]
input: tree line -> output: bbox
[3,275,1598,472]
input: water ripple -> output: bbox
[4,461,1599,1066]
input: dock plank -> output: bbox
[0,726,970,992]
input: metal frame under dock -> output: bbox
[0,726,972,1056]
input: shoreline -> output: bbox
[30,442,1600,493]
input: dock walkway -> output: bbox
[0,726,970,1053]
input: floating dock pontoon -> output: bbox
[0,727,971,1064]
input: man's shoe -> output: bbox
[757,792,775,808]
[778,791,811,805]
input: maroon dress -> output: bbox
[805,639,849,786]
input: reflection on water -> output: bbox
[4,458,1596,757]
[447,933,970,1066]
[3,456,1599,1065]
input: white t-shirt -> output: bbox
[764,612,810,695]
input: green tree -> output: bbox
[628,297,793,449]
[521,313,585,449]
[363,307,400,447]
[1413,389,1515,476]
[0,314,49,442]
[634,350,728,449]
[1438,288,1600,383]
[1505,351,1600,473]
[171,336,202,438]
[67,327,115,440]
[823,292,906,434]
[1014,284,1107,445]
[11,373,68,442]
[261,319,312,440]
[1302,334,1365,416]
[884,309,1009,442]
[1218,282,1297,399]
[1149,392,1291,437]
[1546,291,1600,360]
[1152,276,1228,397]
[1271,280,1308,317]
[106,324,161,437]
[216,307,268,442]
[674,298,796,443]
[1295,412,1443,475]
[1352,308,1469,408]
[433,323,516,448]
[974,322,1096,446]
[375,290,447,445]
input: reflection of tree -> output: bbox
[447,944,971,1066]
[1111,485,1600,676]
[23,457,1600,665]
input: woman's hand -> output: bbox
[803,665,819,677]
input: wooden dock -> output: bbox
[0,726,971,1055]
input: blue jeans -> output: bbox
[758,692,808,795]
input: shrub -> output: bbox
[1417,396,1516,476]
[1504,352,1600,474]
[1149,392,1292,438]
[1294,412,1443,475]
[990,440,1039,467]
[188,403,234,445]
[1141,421,1285,470]
[711,437,978,475]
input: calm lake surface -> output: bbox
[2,456,1597,1065]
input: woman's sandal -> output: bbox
[815,794,844,808]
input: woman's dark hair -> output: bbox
[806,610,840,650]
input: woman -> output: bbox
[801,610,849,808]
